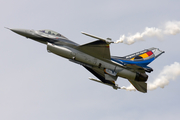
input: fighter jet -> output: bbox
[7,28,164,93]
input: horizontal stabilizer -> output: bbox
[128,79,147,93]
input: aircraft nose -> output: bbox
[8,28,35,38]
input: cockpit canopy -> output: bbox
[39,30,61,37]
[38,29,69,41]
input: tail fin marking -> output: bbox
[111,48,164,67]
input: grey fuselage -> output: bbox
[9,28,148,92]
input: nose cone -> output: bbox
[8,28,35,38]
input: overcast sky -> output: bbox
[1,0,180,120]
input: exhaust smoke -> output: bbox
[115,21,180,45]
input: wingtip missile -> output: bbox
[81,31,114,44]
[89,77,120,90]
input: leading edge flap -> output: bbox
[76,40,111,60]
